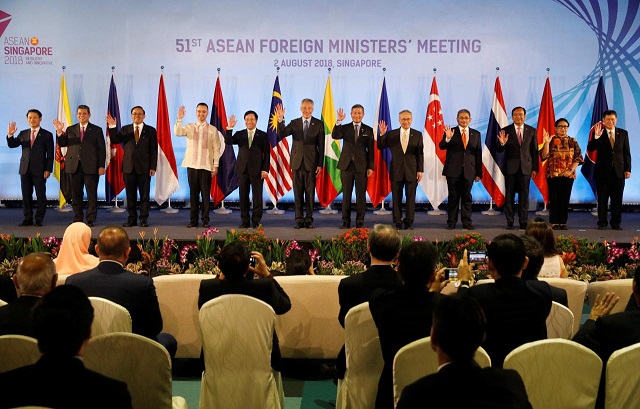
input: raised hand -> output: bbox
[105,114,117,127]
[177,106,186,120]
[52,119,65,134]
[594,122,603,137]
[336,108,346,122]
[497,129,508,145]
[589,292,620,320]
[275,103,285,121]
[8,122,17,135]
[543,129,552,144]
[444,125,454,139]
[378,120,388,135]
[228,114,237,128]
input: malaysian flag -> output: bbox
[481,76,508,207]
[265,75,292,206]
[420,75,448,208]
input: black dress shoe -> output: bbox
[520,223,528,230]
[86,222,95,227]
[18,221,33,227]
[356,223,364,228]
[140,221,149,228]
[252,223,261,229]
[612,225,623,230]
[404,223,414,230]
[239,223,250,228]
[447,225,455,230]
[306,223,315,229]
[339,223,350,229]
[396,223,403,230]
[122,221,137,227]
[463,224,474,230]
[186,221,198,228]
[506,224,515,230]
[552,224,561,230]
[597,225,606,230]
[203,222,210,228]
[35,221,43,227]
[560,224,568,230]
[294,223,304,229]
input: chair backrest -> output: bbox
[88,297,132,336]
[0,298,7,307]
[504,339,602,409]
[540,277,587,335]
[392,337,490,408]
[0,334,41,373]
[586,279,632,315]
[274,275,346,359]
[84,332,181,409]
[335,302,383,409]
[605,342,640,409]
[153,274,209,358]
[546,301,574,339]
[199,294,282,409]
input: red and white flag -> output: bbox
[154,74,179,205]
[420,76,448,208]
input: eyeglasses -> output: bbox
[557,125,569,128]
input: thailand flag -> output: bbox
[481,76,508,207]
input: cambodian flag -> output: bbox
[581,75,608,198]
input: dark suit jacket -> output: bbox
[587,127,631,179]
[440,126,483,180]
[378,128,424,182]
[58,122,107,174]
[337,264,402,327]
[0,354,132,409]
[0,274,17,303]
[6,128,54,176]
[225,128,270,176]
[108,123,158,174]
[277,117,325,171]
[458,276,552,367]
[397,361,532,409]
[66,261,163,339]
[332,122,374,174]
[524,278,568,307]
[370,287,441,409]
[497,124,538,175]
[0,295,40,336]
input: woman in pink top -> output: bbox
[53,222,99,275]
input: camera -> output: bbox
[249,256,256,268]
[468,251,486,264]
[445,268,458,281]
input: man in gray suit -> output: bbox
[53,105,106,227]
[275,99,325,229]
[497,107,538,230]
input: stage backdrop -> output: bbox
[1,0,638,205]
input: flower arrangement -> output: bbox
[444,232,486,267]
[334,227,370,266]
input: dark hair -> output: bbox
[368,224,401,262]
[77,105,91,114]
[351,104,365,113]
[486,234,526,277]
[285,249,312,275]
[525,217,558,257]
[27,109,42,118]
[555,118,569,127]
[131,106,145,114]
[96,226,130,258]
[34,285,94,356]
[218,241,250,279]
[244,110,258,121]
[511,106,526,116]
[398,241,437,288]
[457,109,471,117]
[520,235,544,280]
[602,110,617,119]
[197,102,209,110]
[432,295,486,363]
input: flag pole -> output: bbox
[55,65,73,213]
[320,68,338,215]
[427,68,446,216]
[106,66,126,214]
[373,67,392,216]
[483,67,503,216]
[158,66,179,214]
[536,67,551,216]
[268,66,285,215]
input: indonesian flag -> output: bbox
[533,78,556,205]
[316,75,341,207]
[420,76,448,208]
[154,74,179,205]
[481,76,508,207]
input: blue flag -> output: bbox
[581,75,608,198]
[105,75,124,203]
[209,76,238,206]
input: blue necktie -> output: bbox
[303,120,309,139]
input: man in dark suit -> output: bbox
[66,226,177,358]
[397,295,532,409]
[332,104,374,229]
[198,241,291,370]
[370,240,442,409]
[378,110,423,230]
[0,275,17,304]
[53,104,106,227]
[440,109,483,230]
[225,110,270,228]
[587,110,632,230]
[497,107,538,230]
[275,99,325,229]
[0,253,57,336]
[107,106,158,228]
[457,234,552,367]
[520,235,568,307]
[0,285,132,409]
[6,109,54,226]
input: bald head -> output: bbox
[95,226,131,262]
[14,253,57,296]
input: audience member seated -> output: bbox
[397,295,532,409]
[525,217,568,278]
[521,234,568,307]
[369,240,442,409]
[66,226,177,358]
[0,285,132,408]
[0,274,17,303]
[54,221,100,275]
[0,253,57,336]
[333,223,402,379]
[198,242,291,370]
[285,249,315,275]
[457,234,552,367]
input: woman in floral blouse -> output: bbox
[540,118,584,230]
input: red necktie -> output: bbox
[80,126,85,141]
[462,129,467,149]
[134,126,140,144]
[30,129,36,147]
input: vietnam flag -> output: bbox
[316,75,341,207]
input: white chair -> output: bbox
[587,279,633,315]
[605,342,640,409]
[0,334,41,373]
[0,298,7,307]
[335,302,383,409]
[546,301,574,339]
[504,339,602,409]
[199,294,284,409]
[88,297,132,336]
[392,336,490,408]
[84,332,187,409]
[540,277,587,335]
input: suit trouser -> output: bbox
[446,175,473,226]
[187,167,212,223]
[71,165,99,223]
[548,176,574,225]
[124,172,151,222]
[20,172,47,223]
[504,172,531,226]
[293,168,315,224]
[340,163,367,225]
[392,178,417,226]
[238,172,264,225]
[596,171,625,228]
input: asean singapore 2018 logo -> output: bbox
[2,10,55,66]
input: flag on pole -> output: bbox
[533,77,556,205]
[105,75,125,204]
[481,76,508,207]
[581,75,608,197]
[55,74,73,207]
[154,74,179,205]
[265,75,293,206]
[420,75,448,208]
[209,75,238,207]
[366,78,392,207]
[316,75,341,207]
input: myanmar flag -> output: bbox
[316,75,341,207]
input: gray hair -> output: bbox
[17,253,57,295]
